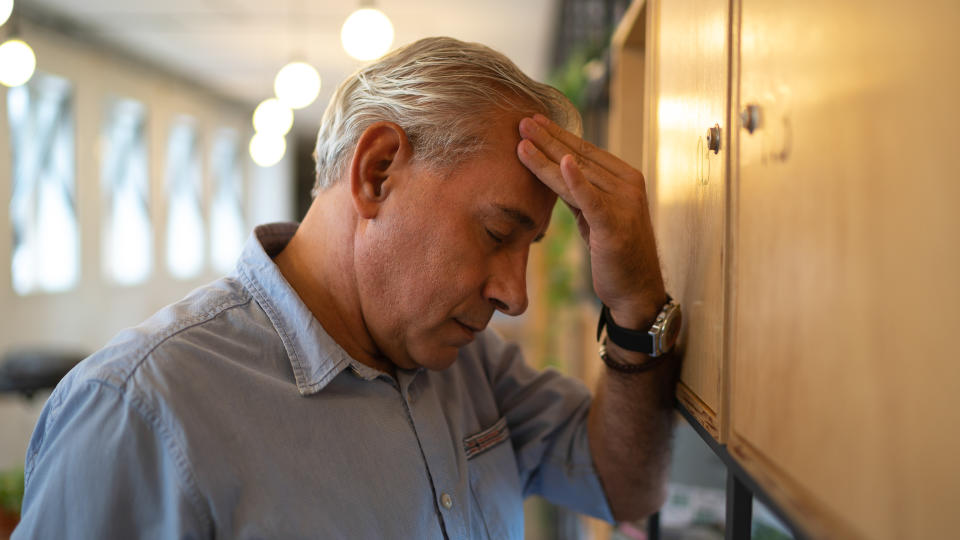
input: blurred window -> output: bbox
[101,97,152,285]
[7,72,78,295]
[209,128,245,273]
[164,117,204,279]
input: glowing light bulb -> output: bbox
[341,8,394,61]
[0,0,13,28]
[249,132,286,167]
[274,61,321,110]
[0,39,36,87]
[252,98,293,136]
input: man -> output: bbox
[14,37,680,538]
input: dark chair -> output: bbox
[0,350,86,399]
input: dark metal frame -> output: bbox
[647,406,811,540]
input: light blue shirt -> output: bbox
[14,223,613,539]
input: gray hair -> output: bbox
[312,36,581,195]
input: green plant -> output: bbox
[547,32,611,112]
[0,467,24,516]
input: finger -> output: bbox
[532,114,640,181]
[562,200,591,245]
[519,117,619,193]
[518,116,576,165]
[517,139,576,207]
[560,154,607,228]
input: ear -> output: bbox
[349,122,411,219]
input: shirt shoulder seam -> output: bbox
[33,293,252,462]
[77,378,214,535]
[117,294,253,388]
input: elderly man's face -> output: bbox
[355,112,556,371]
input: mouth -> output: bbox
[454,319,484,335]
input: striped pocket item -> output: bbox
[463,417,509,460]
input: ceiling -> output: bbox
[19,0,561,133]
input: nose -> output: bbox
[483,249,529,316]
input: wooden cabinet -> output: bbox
[612,0,960,537]
[611,0,730,441]
[730,0,960,538]
[651,0,730,441]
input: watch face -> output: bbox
[661,305,682,350]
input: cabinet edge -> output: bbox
[676,381,721,442]
[728,432,864,540]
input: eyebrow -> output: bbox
[493,204,547,242]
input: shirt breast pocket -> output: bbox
[464,417,524,539]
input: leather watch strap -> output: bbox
[595,296,672,353]
[598,339,671,374]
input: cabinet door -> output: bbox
[651,0,730,439]
[731,0,960,538]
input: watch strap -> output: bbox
[595,295,673,354]
[599,338,671,374]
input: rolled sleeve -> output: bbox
[14,374,208,540]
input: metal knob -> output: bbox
[705,124,721,154]
[740,104,761,134]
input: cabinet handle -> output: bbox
[705,124,722,154]
[740,104,761,134]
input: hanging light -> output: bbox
[249,132,286,167]
[0,0,13,28]
[341,8,394,61]
[274,61,321,110]
[0,38,35,87]
[252,98,293,136]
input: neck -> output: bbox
[273,186,394,375]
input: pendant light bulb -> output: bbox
[252,98,294,136]
[0,0,13,28]
[249,132,286,167]
[341,8,394,61]
[274,61,321,110]
[0,39,36,87]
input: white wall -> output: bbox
[0,22,295,469]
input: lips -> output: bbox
[454,319,485,336]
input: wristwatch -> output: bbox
[596,296,682,373]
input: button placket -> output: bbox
[399,370,469,537]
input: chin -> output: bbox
[407,346,461,371]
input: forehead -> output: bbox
[453,113,557,224]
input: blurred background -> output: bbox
[0,0,640,537]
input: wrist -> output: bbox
[606,292,667,330]
[599,335,673,373]
[596,294,682,364]
[603,336,653,364]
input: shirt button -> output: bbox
[440,493,453,509]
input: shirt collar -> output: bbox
[236,222,366,395]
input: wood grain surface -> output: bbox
[650,0,730,439]
[732,0,960,537]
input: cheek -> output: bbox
[398,236,483,313]
[360,221,474,321]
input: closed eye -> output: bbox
[485,228,505,244]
